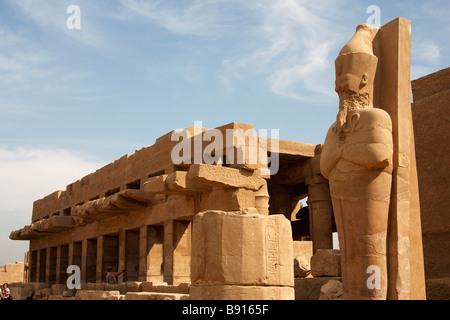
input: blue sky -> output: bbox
[0,0,448,265]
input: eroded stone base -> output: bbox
[190,285,294,300]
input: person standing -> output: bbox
[1,283,11,300]
[106,267,125,284]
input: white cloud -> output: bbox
[0,147,105,217]
[412,41,441,65]
[119,0,236,36]
[6,0,108,49]
[218,0,343,102]
[0,26,96,114]
[411,40,441,81]
[0,147,106,264]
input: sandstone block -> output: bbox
[311,249,341,277]
[40,287,53,299]
[104,283,119,291]
[75,290,121,300]
[187,164,265,191]
[125,292,188,300]
[125,281,142,292]
[141,281,167,292]
[294,256,311,278]
[426,278,450,300]
[52,284,66,296]
[319,280,344,300]
[94,283,105,291]
[199,188,256,212]
[141,282,190,294]
[192,210,294,287]
[143,175,169,194]
[293,240,313,259]
[9,283,34,300]
[190,285,294,300]
[62,290,73,297]
[294,277,342,300]
[166,171,211,193]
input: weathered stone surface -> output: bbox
[8,283,34,300]
[51,284,66,296]
[125,292,188,300]
[190,285,294,300]
[141,281,190,294]
[143,175,169,194]
[48,295,76,300]
[187,164,265,191]
[166,171,211,193]
[311,249,341,277]
[0,262,25,284]
[192,210,293,287]
[425,278,450,300]
[198,188,256,212]
[75,290,121,300]
[295,277,342,300]
[294,256,311,278]
[293,241,313,260]
[319,280,344,300]
[62,290,74,297]
[124,281,142,292]
[412,67,450,101]
[412,67,450,300]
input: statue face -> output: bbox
[335,72,364,95]
[335,52,378,97]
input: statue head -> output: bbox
[334,24,378,133]
[335,24,378,103]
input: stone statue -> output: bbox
[320,24,394,299]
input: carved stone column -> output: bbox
[306,147,333,253]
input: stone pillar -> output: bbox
[374,18,426,300]
[59,245,69,284]
[81,239,87,283]
[125,229,140,281]
[45,247,51,284]
[163,221,174,284]
[96,236,103,283]
[30,250,37,283]
[139,226,148,281]
[56,246,61,284]
[191,210,294,300]
[118,229,126,284]
[146,226,164,282]
[306,149,334,252]
[173,220,191,285]
[36,249,41,283]
[68,243,74,267]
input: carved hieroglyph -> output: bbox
[320,24,394,299]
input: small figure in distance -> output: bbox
[106,267,125,284]
[1,283,12,300]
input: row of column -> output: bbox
[28,220,191,285]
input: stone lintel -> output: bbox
[187,164,265,191]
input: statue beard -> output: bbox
[335,92,370,134]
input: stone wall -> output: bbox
[0,262,25,284]
[412,67,450,300]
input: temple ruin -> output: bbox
[10,122,326,300]
[8,17,447,300]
